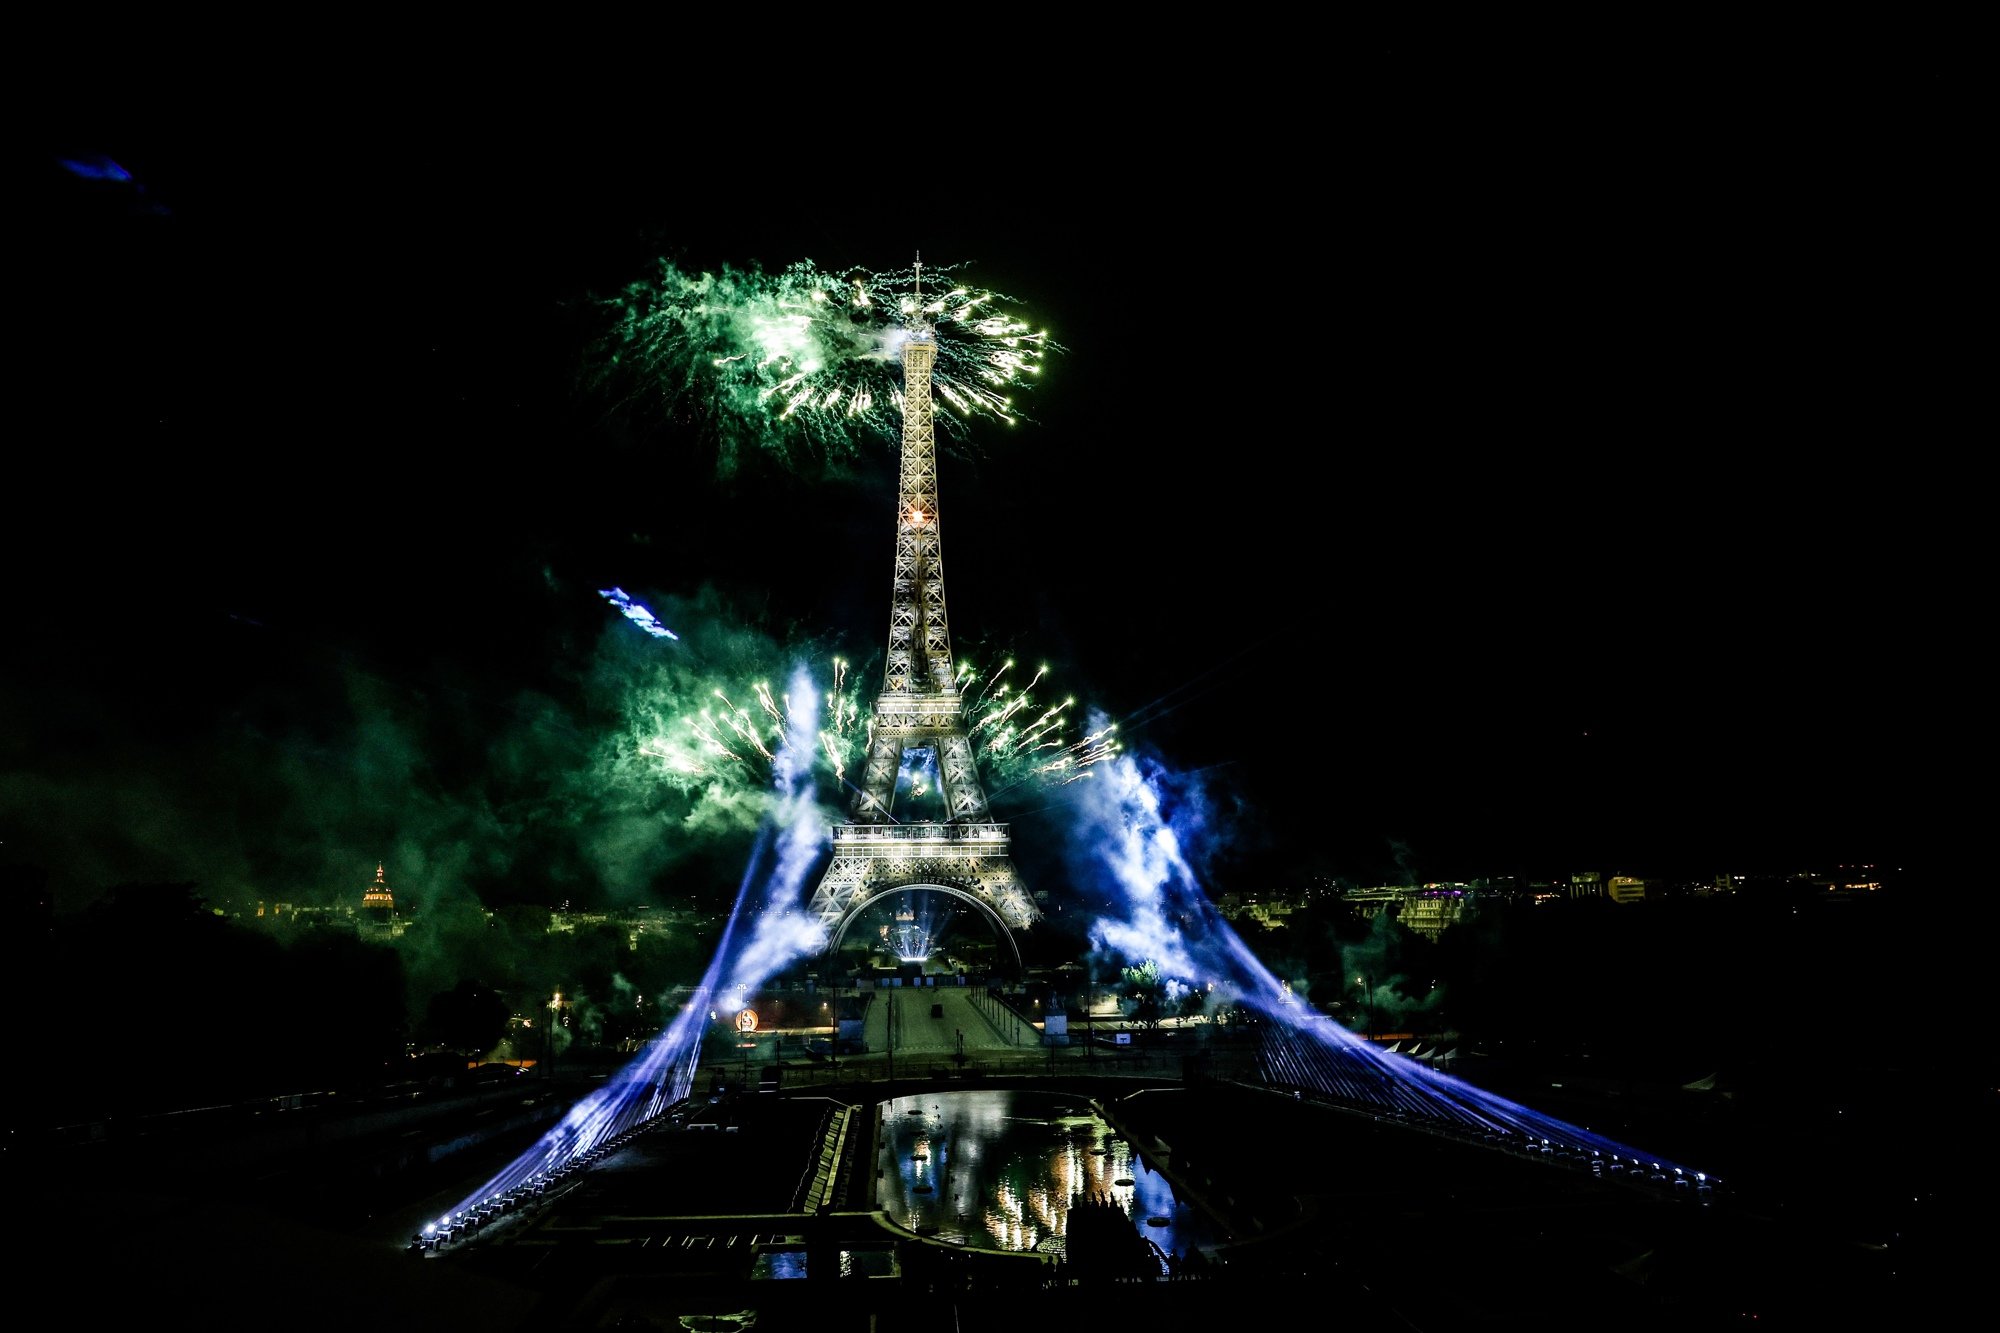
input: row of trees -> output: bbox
[13,873,1937,1129]
[1032,883,1932,1090]
[13,881,725,1128]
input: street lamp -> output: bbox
[1356,975,1373,1041]
[1084,977,1094,1063]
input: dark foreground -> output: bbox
[15,1059,1990,1332]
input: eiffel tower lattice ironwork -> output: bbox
[806,265,1039,968]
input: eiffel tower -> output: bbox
[806,261,1040,973]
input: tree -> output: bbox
[276,929,407,1089]
[419,978,510,1060]
[1120,960,1162,996]
[1120,960,1165,1031]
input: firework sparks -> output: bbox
[628,655,872,802]
[1037,721,1121,785]
[818,656,856,782]
[586,258,1058,476]
[619,632,1116,821]
[960,654,1121,795]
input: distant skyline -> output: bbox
[195,861,1906,923]
[10,56,1966,918]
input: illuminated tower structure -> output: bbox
[806,262,1039,972]
[360,863,395,917]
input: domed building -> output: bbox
[359,863,402,935]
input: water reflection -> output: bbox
[878,1089,1223,1266]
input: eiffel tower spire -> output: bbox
[807,263,1039,967]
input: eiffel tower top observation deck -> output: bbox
[806,259,1039,963]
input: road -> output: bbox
[860,983,1035,1057]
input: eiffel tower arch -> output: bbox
[819,879,1028,975]
[807,265,1040,976]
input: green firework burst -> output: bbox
[579,599,1115,857]
[586,257,1057,477]
[592,615,873,830]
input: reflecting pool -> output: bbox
[876,1088,1224,1267]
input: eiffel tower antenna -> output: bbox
[909,251,933,338]
[806,256,1039,973]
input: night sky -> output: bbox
[9,50,1971,920]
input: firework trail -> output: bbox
[623,655,869,805]
[609,610,1121,818]
[591,597,1113,868]
[585,257,1057,477]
